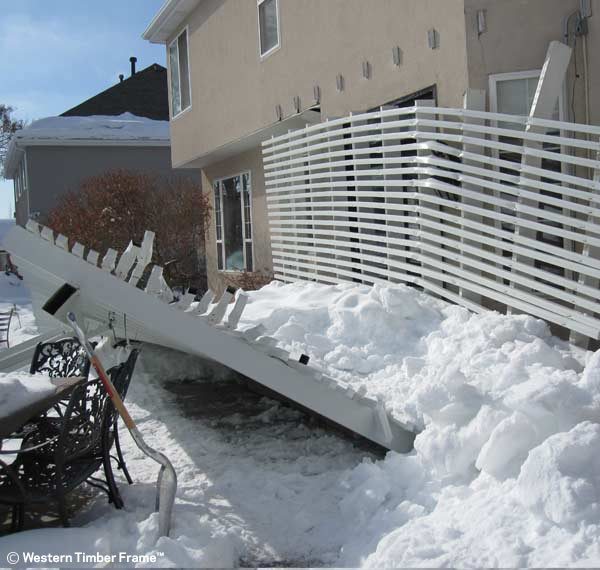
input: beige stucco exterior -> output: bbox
[202,147,272,293]
[169,0,469,168]
[151,0,600,291]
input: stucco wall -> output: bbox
[586,1,600,126]
[169,0,469,169]
[202,147,272,295]
[20,145,200,225]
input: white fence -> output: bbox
[262,105,600,342]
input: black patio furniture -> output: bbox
[30,337,92,379]
[0,349,139,532]
[0,377,84,440]
[0,309,14,348]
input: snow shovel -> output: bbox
[65,311,177,538]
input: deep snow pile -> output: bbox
[239,281,600,566]
[1,280,600,567]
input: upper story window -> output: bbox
[168,28,191,117]
[258,0,280,58]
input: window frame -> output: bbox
[488,69,565,121]
[257,0,281,60]
[488,69,571,286]
[214,171,254,273]
[168,26,192,120]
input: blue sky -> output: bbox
[0,0,166,218]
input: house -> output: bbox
[61,60,169,121]
[5,59,199,226]
[143,0,600,295]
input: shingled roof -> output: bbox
[61,63,169,121]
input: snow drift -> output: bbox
[1,279,599,567]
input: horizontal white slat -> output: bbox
[274,237,600,319]
[263,104,600,341]
[268,213,600,280]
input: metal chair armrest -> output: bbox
[0,434,60,454]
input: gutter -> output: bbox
[143,0,201,44]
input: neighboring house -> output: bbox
[143,0,600,294]
[5,59,200,226]
[5,114,176,226]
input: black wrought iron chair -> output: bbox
[0,350,139,531]
[28,338,133,484]
[0,309,14,348]
[30,337,92,379]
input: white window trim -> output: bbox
[168,26,193,120]
[257,0,281,60]
[214,171,254,273]
[488,69,566,121]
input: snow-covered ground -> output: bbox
[0,271,38,347]
[1,278,600,567]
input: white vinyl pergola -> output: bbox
[262,102,600,344]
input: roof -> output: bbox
[4,113,170,179]
[62,64,169,121]
[143,0,201,44]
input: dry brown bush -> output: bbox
[224,270,274,292]
[46,170,211,290]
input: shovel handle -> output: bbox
[67,313,136,429]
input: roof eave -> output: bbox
[143,0,201,44]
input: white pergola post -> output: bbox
[459,88,487,306]
[508,41,572,314]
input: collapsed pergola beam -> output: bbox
[3,223,416,453]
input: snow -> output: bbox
[9,113,169,144]
[0,372,56,419]
[0,271,39,347]
[0,219,15,248]
[1,278,600,567]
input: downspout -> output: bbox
[24,152,30,222]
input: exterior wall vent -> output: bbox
[477,10,487,35]
[336,74,345,92]
[427,29,439,49]
[392,46,402,67]
[362,61,372,80]
[313,85,321,104]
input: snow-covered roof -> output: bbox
[4,113,170,178]
[143,0,201,43]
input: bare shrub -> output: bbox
[224,270,274,292]
[46,170,211,290]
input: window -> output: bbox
[258,0,280,57]
[168,28,191,117]
[489,70,563,124]
[214,172,253,272]
[13,159,27,203]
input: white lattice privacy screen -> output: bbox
[262,105,600,341]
